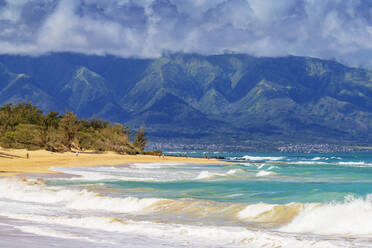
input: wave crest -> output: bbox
[256,170,276,177]
[0,178,161,213]
[280,194,372,236]
[195,169,244,180]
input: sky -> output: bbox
[0,0,371,68]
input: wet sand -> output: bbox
[0,148,224,177]
[0,216,107,248]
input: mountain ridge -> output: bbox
[0,52,372,147]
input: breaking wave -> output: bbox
[242,156,285,161]
[337,161,372,166]
[1,178,372,246]
[291,161,329,165]
[256,170,276,177]
[280,194,372,236]
[195,169,245,180]
[236,195,372,236]
[2,213,341,248]
[0,178,161,213]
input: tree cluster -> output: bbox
[0,102,146,154]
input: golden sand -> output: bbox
[0,148,225,176]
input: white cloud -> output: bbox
[0,0,371,68]
[0,0,29,22]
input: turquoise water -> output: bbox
[50,153,372,204]
[2,153,372,247]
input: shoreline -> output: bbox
[0,148,226,177]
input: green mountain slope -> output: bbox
[0,63,62,111]
[59,67,128,121]
[1,53,372,146]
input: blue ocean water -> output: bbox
[2,152,372,247]
[52,152,372,204]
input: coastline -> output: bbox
[0,148,225,177]
[0,152,371,247]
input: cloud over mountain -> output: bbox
[0,0,371,67]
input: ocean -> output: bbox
[2,152,372,247]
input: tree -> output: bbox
[134,127,146,153]
[0,102,140,153]
[1,124,41,149]
[40,111,60,146]
[13,124,41,148]
[0,102,42,134]
[58,111,79,150]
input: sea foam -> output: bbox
[195,169,244,180]
[291,161,329,165]
[237,203,277,219]
[337,161,372,166]
[0,178,365,247]
[0,178,161,213]
[280,194,372,236]
[3,213,340,248]
[256,170,276,177]
[243,156,285,161]
[15,225,96,243]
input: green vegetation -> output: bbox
[1,53,372,147]
[0,102,145,154]
[134,126,147,153]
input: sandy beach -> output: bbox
[0,148,221,177]
[0,151,371,247]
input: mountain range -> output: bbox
[0,52,372,148]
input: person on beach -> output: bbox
[75,151,79,157]
[26,153,29,159]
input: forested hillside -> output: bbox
[1,53,372,146]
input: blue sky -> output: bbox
[0,0,371,68]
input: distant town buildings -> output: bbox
[148,142,364,153]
